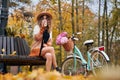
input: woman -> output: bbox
[29,12,60,72]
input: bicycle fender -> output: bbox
[67,54,81,59]
[89,48,110,61]
[100,51,110,61]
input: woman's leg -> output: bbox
[41,46,58,70]
[50,48,58,68]
[44,53,52,72]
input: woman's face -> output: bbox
[42,15,47,27]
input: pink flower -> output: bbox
[56,32,68,45]
[60,37,68,44]
[60,32,67,37]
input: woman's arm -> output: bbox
[34,33,42,41]
[33,25,45,41]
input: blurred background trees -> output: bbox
[4,0,120,65]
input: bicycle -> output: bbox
[60,32,110,76]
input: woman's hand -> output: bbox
[46,39,52,46]
[34,34,43,41]
[43,44,48,47]
[40,27,45,34]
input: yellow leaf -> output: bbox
[1,48,5,52]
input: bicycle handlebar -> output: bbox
[71,32,81,41]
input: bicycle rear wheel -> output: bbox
[61,57,86,76]
[91,51,108,75]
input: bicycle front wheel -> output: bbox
[91,51,108,75]
[61,57,86,76]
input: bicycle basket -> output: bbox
[63,39,74,52]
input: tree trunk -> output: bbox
[58,0,62,65]
[82,0,85,34]
[76,0,79,32]
[111,0,118,65]
[98,0,101,46]
[105,0,109,56]
[101,0,106,46]
[110,0,117,51]
[0,0,9,36]
[72,0,75,34]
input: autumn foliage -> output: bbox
[0,68,89,80]
[1,65,120,80]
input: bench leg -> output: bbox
[0,63,7,74]
[10,66,19,75]
[29,65,32,71]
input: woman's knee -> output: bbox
[50,47,55,53]
[45,53,52,61]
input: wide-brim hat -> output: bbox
[37,12,52,21]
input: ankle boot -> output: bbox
[55,67,61,72]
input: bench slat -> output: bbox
[15,37,21,55]
[14,37,19,55]
[0,37,2,54]
[21,39,30,56]
[3,37,7,55]
[10,37,14,54]
[18,38,25,55]
[7,37,10,55]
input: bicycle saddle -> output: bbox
[84,40,94,46]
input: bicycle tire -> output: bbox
[91,51,108,75]
[61,57,86,76]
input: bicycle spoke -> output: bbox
[61,57,86,76]
[91,51,108,75]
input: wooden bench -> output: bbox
[0,36,46,72]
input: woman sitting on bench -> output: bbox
[29,12,60,72]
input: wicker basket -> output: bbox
[63,39,74,52]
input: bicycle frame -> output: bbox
[73,45,87,65]
[73,45,92,71]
